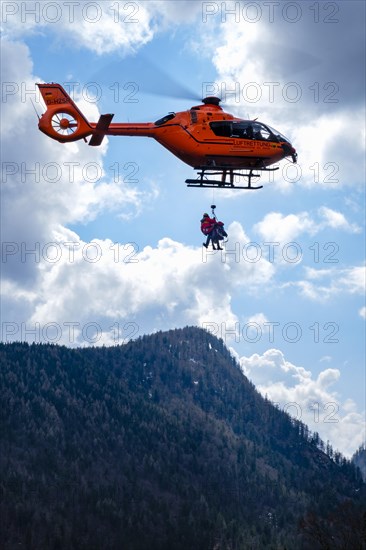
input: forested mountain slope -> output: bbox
[1,327,364,549]
[353,445,366,482]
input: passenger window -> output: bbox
[232,122,253,139]
[209,121,233,137]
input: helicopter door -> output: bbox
[231,122,254,139]
[209,121,233,137]
[228,122,255,152]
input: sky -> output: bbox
[1,0,365,457]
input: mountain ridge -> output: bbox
[1,326,364,549]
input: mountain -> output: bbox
[353,445,366,481]
[1,327,365,550]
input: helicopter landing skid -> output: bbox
[185,167,277,190]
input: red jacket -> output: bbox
[201,216,216,235]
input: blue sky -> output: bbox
[1,0,365,457]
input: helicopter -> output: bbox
[36,83,297,190]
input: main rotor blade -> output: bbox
[88,55,202,103]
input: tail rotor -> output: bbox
[51,112,79,137]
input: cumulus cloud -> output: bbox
[237,348,365,457]
[205,1,365,109]
[1,222,274,347]
[292,110,366,189]
[284,265,366,302]
[1,1,155,55]
[338,266,366,295]
[254,211,317,243]
[253,208,362,255]
[318,207,361,233]
[1,1,206,56]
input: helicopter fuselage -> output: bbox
[37,84,297,171]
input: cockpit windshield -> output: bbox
[264,124,291,143]
[210,120,291,143]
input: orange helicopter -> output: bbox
[36,83,297,189]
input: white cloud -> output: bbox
[291,112,365,189]
[212,24,261,87]
[253,208,363,263]
[284,265,366,302]
[237,348,365,457]
[359,306,366,319]
[1,1,155,55]
[319,355,332,363]
[240,348,312,386]
[305,268,334,281]
[254,211,317,243]
[1,1,205,56]
[319,206,361,233]
[0,224,275,347]
[223,221,275,286]
[246,312,269,327]
[338,266,366,295]
[318,207,361,233]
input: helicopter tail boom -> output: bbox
[37,83,154,144]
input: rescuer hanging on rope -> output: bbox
[201,205,228,250]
